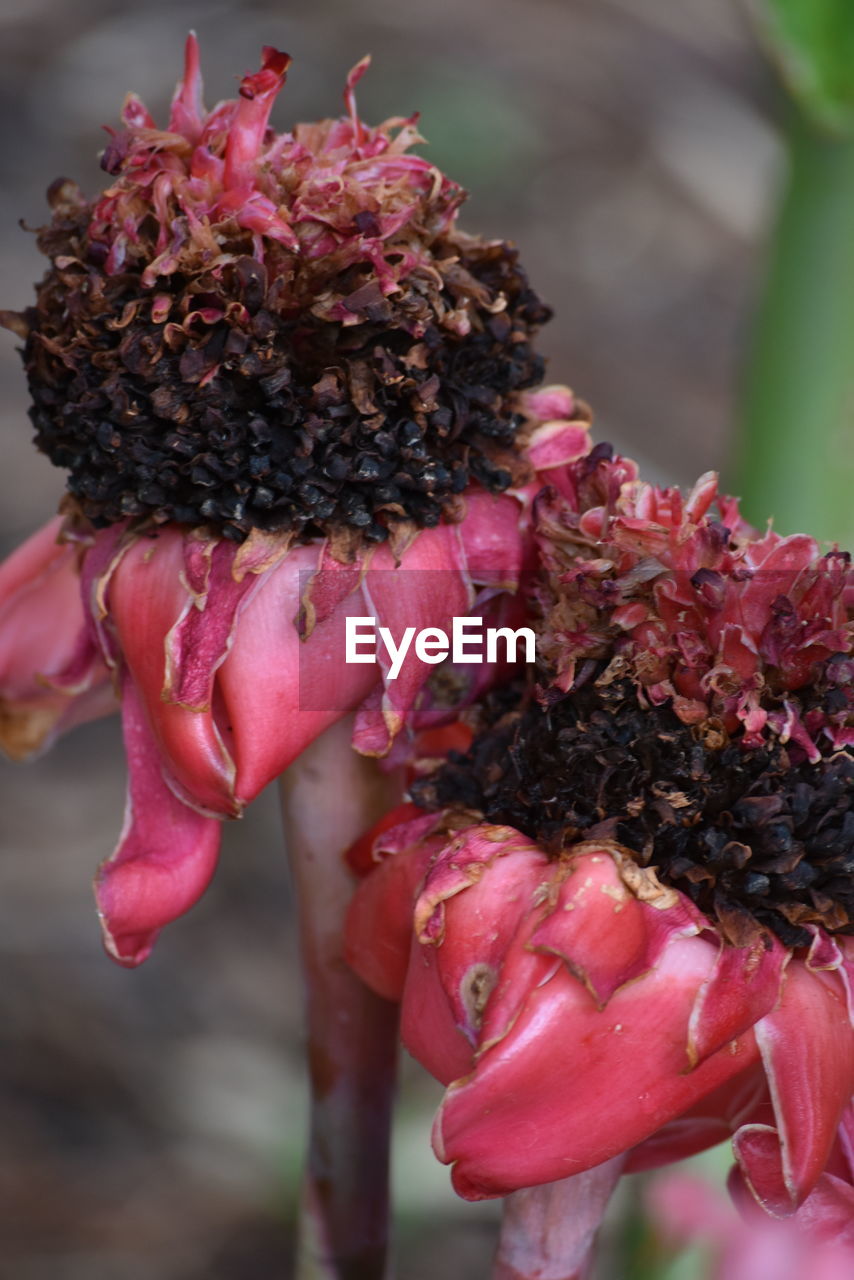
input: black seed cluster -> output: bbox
[16,189,549,542]
[413,675,854,948]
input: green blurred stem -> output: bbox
[280,719,403,1280]
[735,110,854,544]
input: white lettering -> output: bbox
[486,626,536,664]
[344,618,539,676]
[415,627,450,664]
[379,625,416,680]
[346,617,378,664]
[452,616,484,663]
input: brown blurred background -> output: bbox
[0,1,781,1275]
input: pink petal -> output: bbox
[162,530,287,710]
[792,1171,854,1248]
[0,517,114,758]
[107,527,237,815]
[455,491,527,589]
[526,420,592,473]
[344,818,444,1002]
[168,32,205,141]
[223,47,292,196]
[435,932,759,1199]
[355,528,473,755]
[627,1067,768,1172]
[95,676,221,967]
[734,963,854,1214]
[413,828,551,1043]
[217,542,377,802]
[687,934,788,1067]
[523,385,576,422]
[400,928,479,1086]
[528,848,705,1007]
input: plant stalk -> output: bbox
[280,717,403,1280]
[734,109,854,545]
[492,1158,625,1280]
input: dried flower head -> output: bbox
[422,448,854,947]
[5,36,549,542]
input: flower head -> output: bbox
[8,35,549,541]
[346,440,854,1212]
[0,36,581,969]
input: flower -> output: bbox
[345,442,854,1211]
[0,37,592,966]
[15,36,550,540]
[648,1167,854,1279]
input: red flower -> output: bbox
[346,452,854,1212]
[0,38,584,967]
[0,409,589,968]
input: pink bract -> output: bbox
[91,35,463,297]
[345,815,854,1208]
[0,515,115,761]
[0,392,591,966]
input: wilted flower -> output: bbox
[346,439,854,1211]
[0,37,587,965]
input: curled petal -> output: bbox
[627,1066,768,1172]
[528,847,705,1007]
[223,47,292,197]
[523,385,576,422]
[525,420,592,474]
[162,530,287,710]
[107,527,237,814]
[415,828,550,1043]
[400,928,480,1086]
[455,491,528,589]
[687,933,788,1067]
[218,542,377,802]
[0,517,114,759]
[435,931,759,1199]
[354,528,473,756]
[734,964,854,1214]
[95,676,221,967]
[344,811,444,1000]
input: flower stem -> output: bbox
[733,108,854,545]
[279,718,403,1280]
[492,1159,625,1280]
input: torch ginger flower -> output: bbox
[345,439,854,1216]
[0,38,592,967]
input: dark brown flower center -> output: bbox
[414,670,854,947]
[15,191,549,542]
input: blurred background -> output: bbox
[0,0,803,1275]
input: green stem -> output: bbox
[280,719,403,1280]
[734,109,854,544]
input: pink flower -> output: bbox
[345,450,854,1210]
[1,34,597,969]
[648,1168,854,1279]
